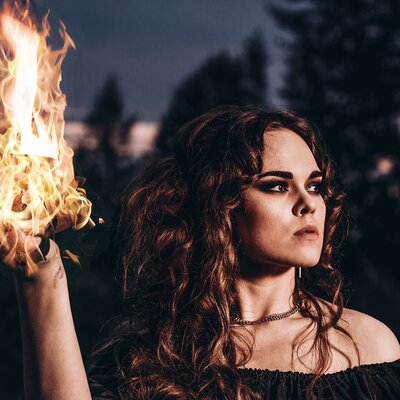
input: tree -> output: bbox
[271,1,400,157]
[85,75,123,186]
[75,75,137,200]
[157,32,269,152]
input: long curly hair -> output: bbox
[93,105,359,400]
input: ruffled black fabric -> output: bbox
[237,360,400,400]
[88,358,400,400]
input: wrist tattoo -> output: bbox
[53,264,64,288]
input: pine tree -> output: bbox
[85,75,124,178]
[157,32,269,152]
[271,0,400,163]
[78,75,137,200]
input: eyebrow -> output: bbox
[257,170,322,179]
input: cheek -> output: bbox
[237,195,327,267]
[237,197,291,256]
[318,200,327,232]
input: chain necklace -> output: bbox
[232,304,301,326]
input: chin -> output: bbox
[297,260,320,268]
[292,245,322,267]
[292,248,322,267]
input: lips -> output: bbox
[294,224,319,237]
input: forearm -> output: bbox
[14,240,91,400]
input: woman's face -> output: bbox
[237,129,326,269]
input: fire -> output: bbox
[0,1,92,274]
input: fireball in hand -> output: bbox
[0,1,92,274]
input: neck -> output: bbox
[236,260,297,321]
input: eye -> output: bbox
[256,180,323,194]
[258,181,289,193]
[307,182,321,193]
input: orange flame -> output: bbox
[0,1,92,273]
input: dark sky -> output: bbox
[43,0,285,121]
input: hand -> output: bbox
[0,215,72,276]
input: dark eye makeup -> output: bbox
[256,180,322,194]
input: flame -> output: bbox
[0,1,92,274]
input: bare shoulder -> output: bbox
[339,307,400,364]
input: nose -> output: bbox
[292,190,317,216]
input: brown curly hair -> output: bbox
[92,105,359,399]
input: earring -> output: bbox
[298,267,302,279]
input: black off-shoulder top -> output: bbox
[88,358,400,399]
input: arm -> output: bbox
[14,239,92,400]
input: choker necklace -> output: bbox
[232,304,301,325]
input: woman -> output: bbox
[9,106,400,399]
